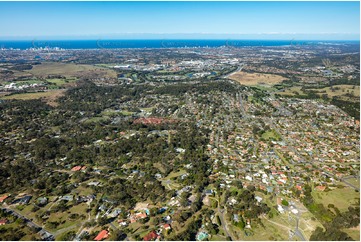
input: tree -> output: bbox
[98,216,109,226]
[281,199,289,206]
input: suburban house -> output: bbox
[12,195,32,205]
[94,230,109,241]
[162,224,171,230]
[143,231,159,241]
[315,185,326,192]
[0,195,9,203]
[0,218,8,226]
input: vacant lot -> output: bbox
[27,62,117,79]
[229,71,287,86]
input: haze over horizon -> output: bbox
[0,1,359,40]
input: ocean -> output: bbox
[0,39,358,50]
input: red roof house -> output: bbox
[0,195,9,203]
[315,186,326,192]
[163,224,171,230]
[71,166,82,172]
[135,212,147,219]
[143,231,158,241]
[94,230,109,241]
[0,219,8,225]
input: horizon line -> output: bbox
[0,39,359,42]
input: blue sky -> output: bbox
[0,1,359,40]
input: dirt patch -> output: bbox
[134,202,149,211]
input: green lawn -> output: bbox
[210,234,228,241]
[74,186,94,196]
[46,203,88,232]
[160,169,186,190]
[240,219,289,241]
[164,169,187,180]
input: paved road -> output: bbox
[214,196,236,241]
[263,214,306,241]
[294,215,307,241]
[340,177,359,190]
[217,207,233,240]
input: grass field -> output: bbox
[46,78,77,87]
[342,226,360,241]
[46,203,88,232]
[229,71,287,86]
[308,85,360,98]
[261,129,281,141]
[210,234,228,241]
[0,90,66,106]
[1,222,41,240]
[344,178,360,189]
[159,169,187,190]
[239,217,289,241]
[312,186,360,212]
[27,62,117,79]
[278,84,360,102]
[278,86,305,96]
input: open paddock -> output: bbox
[229,71,287,86]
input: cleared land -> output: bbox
[228,71,287,86]
[26,62,117,79]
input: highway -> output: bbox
[223,64,245,79]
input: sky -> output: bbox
[0,1,359,40]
